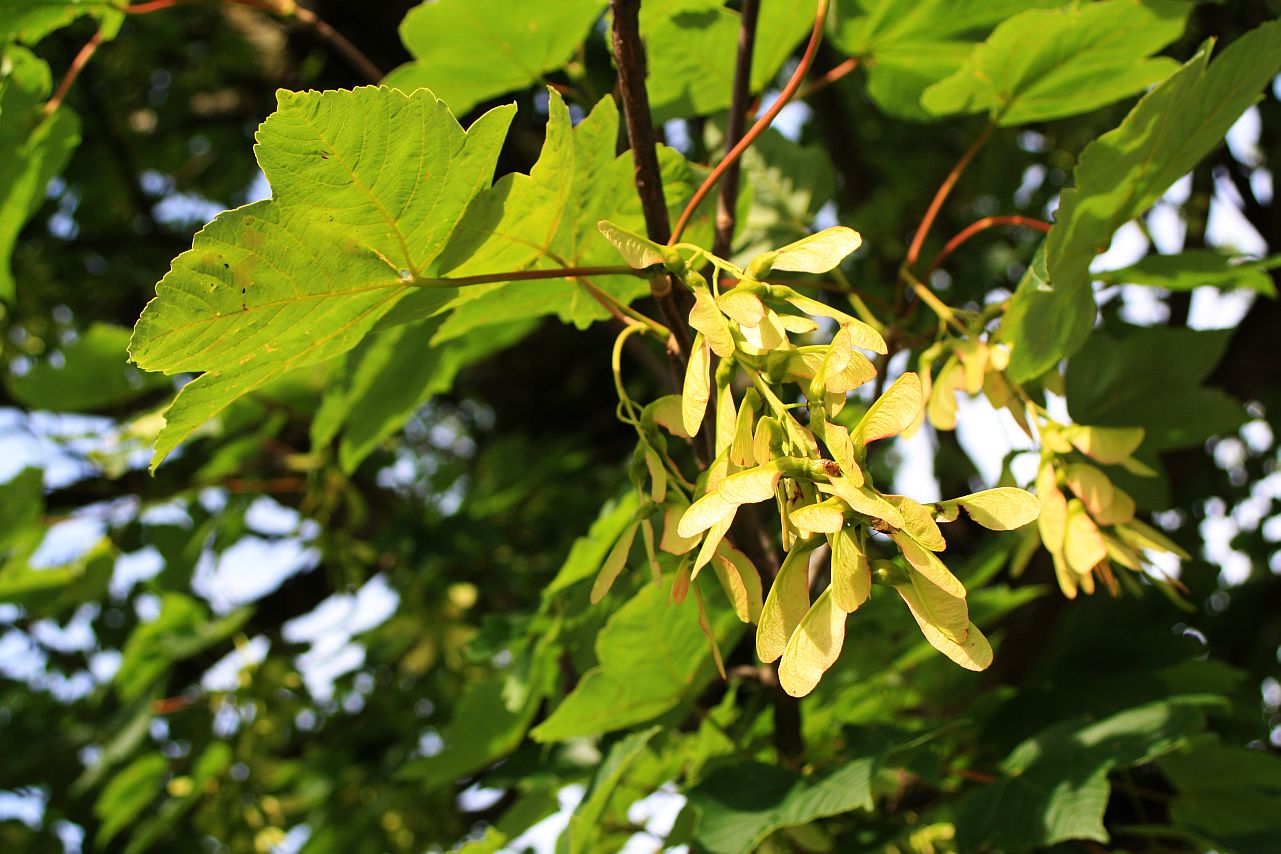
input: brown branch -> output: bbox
[923,215,1053,275]
[608,0,693,363]
[904,122,994,269]
[669,0,830,245]
[43,30,104,116]
[712,0,761,260]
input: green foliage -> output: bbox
[3,2,1281,853]
[0,45,80,301]
[1004,18,1281,380]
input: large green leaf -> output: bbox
[1098,249,1280,296]
[1003,20,1281,381]
[0,45,81,301]
[385,0,606,117]
[1160,744,1281,850]
[642,0,812,123]
[311,314,534,472]
[830,0,1056,120]
[955,697,1215,850]
[1065,325,1243,451]
[0,0,123,45]
[688,757,876,853]
[531,580,742,742]
[921,0,1187,125]
[129,86,516,467]
[410,91,663,335]
[395,671,545,787]
[7,323,169,411]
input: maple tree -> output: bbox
[3,1,1281,852]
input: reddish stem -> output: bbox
[668,0,831,245]
[796,56,859,100]
[43,30,104,115]
[924,215,1053,275]
[904,122,993,269]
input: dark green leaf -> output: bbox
[688,758,876,853]
[1065,325,1243,451]
[385,0,606,117]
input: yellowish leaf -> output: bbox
[692,513,733,578]
[778,589,847,697]
[715,381,736,456]
[1116,518,1191,560]
[590,521,639,604]
[597,219,676,269]
[691,581,726,680]
[891,533,966,599]
[818,419,860,484]
[756,539,817,664]
[790,498,847,534]
[768,226,863,274]
[895,587,993,672]
[640,518,662,586]
[896,564,970,644]
[661,502,701,554]
[818,478,904,529]
[947,487,1041,531]
[730,390,758,467]
[753,415,783,466]
[1062,463,1114,519]
[690,291,735,358]
[671,560,690,604]
[956,340,988,394]
[681,334,711,437]
[853,372,923,445]
[1094,486,1136,526]
[718,463,786,505]
[830,527,870,612]
[885,495,946,551]
[739,308,788,351]
[713,542,763,623]
[1064,499,1107,575]
[927,358,962,431]
[777,312,819,334]
[1102,531,1144,570]
[718,287,766,326]
[644,449,667,504]
[646,395,692,439]
[1066,425,1145,464]
[677,490,736,538]
[1036,462,1067,551]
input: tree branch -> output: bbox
[608,0,693,362]
[712,0,760,260]
[905,122,993,269]
[923,215,1053,275]
[669,0,830,245]
[43,29,104,116]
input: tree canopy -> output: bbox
[2,1,1281,852]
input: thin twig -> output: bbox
[125,0,383,85]
[712,0,760,260]
[414,265,646,288]
[293,5,384,85]
[43,30,104,116]
[923,215,1053,275]
[669,0,831,245]
[795,55,859,101]
[904,122,994,269]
